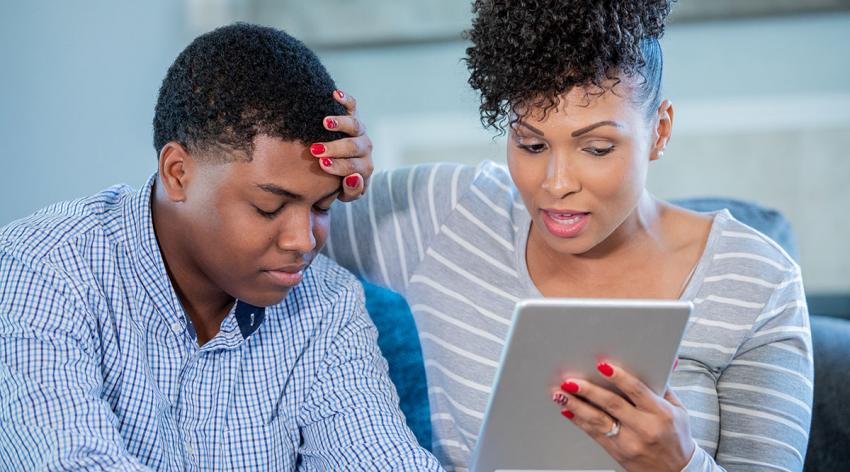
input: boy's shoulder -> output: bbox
[299,254,365,304]
[0,184,136,267]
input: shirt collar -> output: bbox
[125,174,184,329]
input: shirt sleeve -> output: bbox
[0,252,152,471]
[683,269,813,472]
[324,163,477,295]
[296,281,444,471]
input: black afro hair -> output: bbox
[153,23,345,159]
[465,0,674,133]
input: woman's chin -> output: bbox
[535,225,595,256]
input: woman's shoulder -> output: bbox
[375,159,514,194]
[373,159,524,222]
[688,209,805,333]
[706,210,800,278]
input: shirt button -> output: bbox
[171,321,183,334]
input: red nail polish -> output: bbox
[325,118,337,129]
[311,143,326,155]
[561,409,575,420]
[597,362,614,378]
[552,392,568,406]
[560,381,580,394]
[335,90,345,100]
[344,175,360,187]
[320,158,332,168]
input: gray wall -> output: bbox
[1,3,847,292]
[0,0,188,224]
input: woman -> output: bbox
[315,1,812,470]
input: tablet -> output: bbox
[470,298,692,472]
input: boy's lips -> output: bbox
[263,264,307,287]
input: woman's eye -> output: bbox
[583,146,614,157]
[313,206,331,215]
[519,143,547,154]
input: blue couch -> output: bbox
[363,198,849,470]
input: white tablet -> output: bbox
[470,298,692,472]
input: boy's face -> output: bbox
[176,135,340,307]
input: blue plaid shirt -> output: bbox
[0,175,442,471]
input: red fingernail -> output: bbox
[560,381,580,394]
[597,362,614,377]
[325,118,337,129]
[345,175,360,187]
[320,158,333,168]
[552,392,568,406]
[335,90,345,100]
[311,143,326,155]
[561,409,575,420]
[673,358,679,370]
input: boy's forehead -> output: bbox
[236,135,339,197]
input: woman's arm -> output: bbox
[324,163,476,295]
[704,269,812,471]
[313,92,478,294]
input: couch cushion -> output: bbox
[362,279,432,450]
[804,315,850,470]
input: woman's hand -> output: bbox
[310,90,373,202]
[552,361,695,472]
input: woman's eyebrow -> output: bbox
[571,120,623,137]
[515,121,545,137]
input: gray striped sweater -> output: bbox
[325,161,812,471]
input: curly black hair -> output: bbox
[153,23,345,159]
[465,0,674,133]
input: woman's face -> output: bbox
[507,82,670,257]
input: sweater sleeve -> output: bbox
[683,268,812,472]
[324,163,477,295]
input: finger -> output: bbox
[560,378,637,427]
[596,361,664,412]
[337,173,365,203]
[323,114,366,137]
[318,155,371,179]
[559,393,619,440]
[312,135,372,160]
[664,388,685,408]
[332,89,357,114]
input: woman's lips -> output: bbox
[541,209,590,238]
[263,269,304,287]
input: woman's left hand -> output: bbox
[553,361,695,472]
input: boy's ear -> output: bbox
[157,142,194,202]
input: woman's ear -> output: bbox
[650,99,674,161]
[157,142,193,202]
